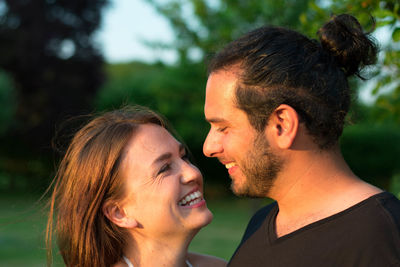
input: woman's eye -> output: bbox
[158,164,171,175]
[181,153,190,162]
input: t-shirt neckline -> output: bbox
[266,191,392,244]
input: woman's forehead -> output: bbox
[125,124,179,162]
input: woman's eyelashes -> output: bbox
[181,151,190,162]
[156,150,190,176]
[157,163,171,176]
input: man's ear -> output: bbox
[267,104,299,149]
[102,202,138,229]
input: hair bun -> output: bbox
[317,14,378,77]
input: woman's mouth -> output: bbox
[178,190,203,206]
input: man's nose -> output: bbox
[203,130,223,157]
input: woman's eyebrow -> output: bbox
[151,152,172,167]
[151,144,185,167]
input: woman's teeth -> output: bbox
[178,190,202,206]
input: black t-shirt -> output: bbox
[229,192,400,267]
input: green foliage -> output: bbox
[0,0,109,149]
[390,173,400,198]
[302,0,400,123]
[340,123,400,189]
[96,62,163,110]
[96,61,209,148]
[147,0,400,124]
[145,0,312,63]
[0,71,15,135]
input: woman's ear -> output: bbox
[103,202,138,229]
[267,104,299,149]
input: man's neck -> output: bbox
[269,147,382,237]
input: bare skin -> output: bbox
[271,144,382,237]
[113,247,226,267]
[112,232,226,267]
[257,106,382,238]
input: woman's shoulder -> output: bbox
[112,260,127,267]
[188,252,227,267]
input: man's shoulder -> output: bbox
[228,202,276,265]
[374,192,400,225]
[357,192,400,227]
[359,192,400,235]
[237,202,276,248]
[247,202,277,228]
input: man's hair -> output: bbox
[208,14,378,149]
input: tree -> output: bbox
[0,0,109,149]
[0,0,109,191]
[145,0,312,64]
[301,0,400,123]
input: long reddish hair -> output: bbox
[46,106,165,267]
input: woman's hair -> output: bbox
[46,106,166,267]
[208,14,378,149]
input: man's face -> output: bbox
[203,69,283,197]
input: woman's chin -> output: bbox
[195,209,214,229]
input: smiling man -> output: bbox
[203,14,400,266]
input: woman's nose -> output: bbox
[180,161,202,184]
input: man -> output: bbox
[203,14,400,266]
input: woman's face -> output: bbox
[120,124,213,237]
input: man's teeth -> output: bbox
[178,190,202,206]
[225,162,237,169]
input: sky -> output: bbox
[96,0,177,64]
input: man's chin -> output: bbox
[230,182,251,197]
[231,181,267,198]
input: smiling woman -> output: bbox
[46,106,226,267]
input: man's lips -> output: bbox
[225,162,237,169]
[222,162,239,175]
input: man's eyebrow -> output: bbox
[205,117,226,124]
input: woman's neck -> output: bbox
[124,231,196,267]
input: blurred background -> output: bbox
[0,0,399,265]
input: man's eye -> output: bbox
[217,127,227,132]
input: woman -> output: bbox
[46,106,226,267]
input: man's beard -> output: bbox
[231,133,284,197]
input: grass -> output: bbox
[0,193,271,266]
[0,194,52,266]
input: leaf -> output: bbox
[372,8,394,19]
[376,20,395,27]
[299,13,307,24]
[392,28,400,42]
